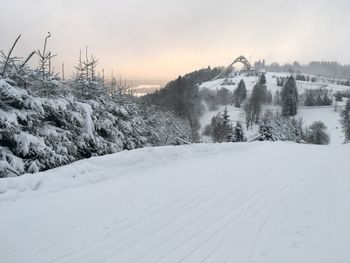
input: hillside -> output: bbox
[198,72,349,143]
[1,142,350,262]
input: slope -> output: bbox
[1,142,350,263]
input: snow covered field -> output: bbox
[199,72,350,94]
[198,72,350,143]
[1,142,350,263]
[200,104,345,144]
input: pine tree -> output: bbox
[208,108,233,142]
[340,99,350,142]
[222,107,233,142]
[304,91,315,106]
[335,91,343,102]
[258,109,275,141]
[281,76,298,116]
[250,84,267,123]
[234,79,247,107]
[322,94,332,106]
[232,121,246,142]
[259,73,266,85]
[316,94,323,106]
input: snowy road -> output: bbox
[1,142,350,263]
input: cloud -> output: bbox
[0,0,349,81]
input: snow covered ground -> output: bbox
[199,72,350,94]
[1,142,350,263]
[198,72,350,143]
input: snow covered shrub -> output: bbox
[203,108,233,143]
[340,99,350,143]
[0,75,191,177]
[281,76,298,116]
[257,110,303,142]
[305,121,330,145]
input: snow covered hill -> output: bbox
[1,142,350,263]
[198,72,350,143]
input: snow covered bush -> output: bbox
[0,76,191,177]
[203,108,233,143]
[340,99,350,143]
[256,110,303,142]
[304,121,330,145]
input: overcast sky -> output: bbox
[1,0,349,82]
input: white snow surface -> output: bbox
[198,72,350,143]
[1,142,350,263]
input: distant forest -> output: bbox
[254,60,350,80]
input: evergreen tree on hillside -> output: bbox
[206,108,233,143]
[232,121,246,142]
[222,108,233,142]
[250,84,267,123]
[322,94,332,106]
[258,110,275,141]
[340,99,350,142]
[259,73,266,85]
[306,121,330,145]
[304,91,315,106]
[316,94,323,106]
[234,79,247,107]
[335,91,343,102]
[281,76,298,116]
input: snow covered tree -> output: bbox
[316,94,323,106]
[0,35,21,77]
[205,108,233,143]
[340,99,350,142]
[250,84,267,123]
[259,73,266,85]
[258,110,276,141]
[232,121,246,142]
[322,94,332,106]
[281,76,298,116]
[233,79,247,107]
[242,101,251,130]
[304,91,315,106]
[305,121,330,145]
[256,110,303,142]
[221,107,233,142]
[37,32,57,80]
[335,91,343,102]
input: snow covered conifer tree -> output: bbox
[221,107,233,142]
[281,76,298,116]
[207,108,233,143]
[250,84,267,123]
[232,121,246,142]
[316,94,323,106]
[259,73,266,85]
[322,94,332,106]
[234,79,247,107]
[340,99,350,142]
[304,91,315,106]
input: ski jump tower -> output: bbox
[211,55,253,81]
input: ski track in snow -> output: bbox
[1,142,350,263]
